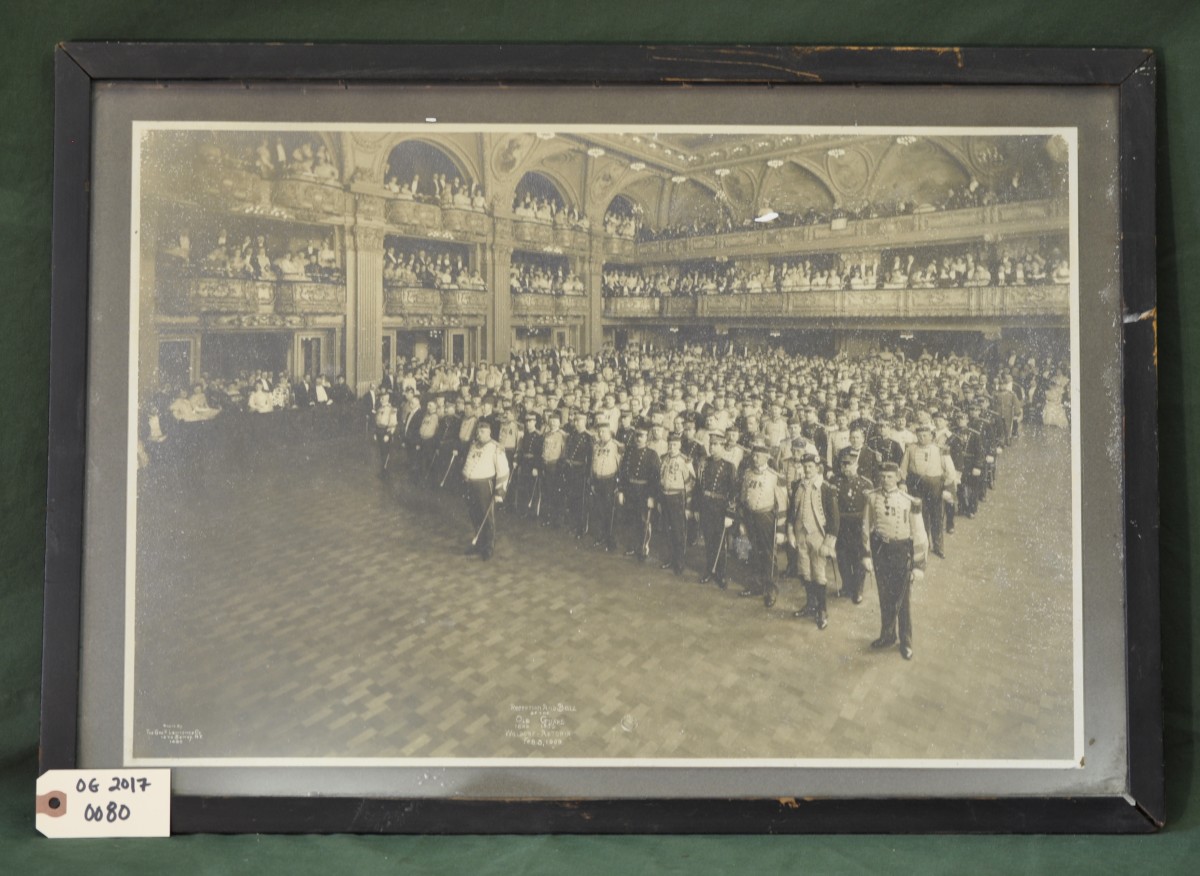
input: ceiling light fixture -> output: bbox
[630,161,646,171]
[586,147,605,158]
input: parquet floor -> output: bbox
[132,425,1075,762]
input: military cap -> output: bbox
[880,461,900,474]
[750,441,770,454]
[800,452,820,465]
[667,431,683,443]
[707,428,725,440]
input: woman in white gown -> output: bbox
[1041,370,1070,429]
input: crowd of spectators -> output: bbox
[602,239,1070,297]
[162,230,344,283]
[384,243,486,290]
[603,200,643,239]
[385,172,489,211]
[510,261,586,296]
[251,137,341,183]
[512,194,591,230]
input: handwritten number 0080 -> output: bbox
[84,802,131,823]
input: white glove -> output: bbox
[723,516,734,529]
[617,492,625,506]
[787,531,797,548]
[972,468,982,477]
[647,496,655,509]
[911,568,924,581]
[494,492,504,504]
[531,468,538,478]
[774,531,786,546]
[862,557,874,573]
[739,524,747,538]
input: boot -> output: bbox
[816,585,828,630]
[793,580,816,619]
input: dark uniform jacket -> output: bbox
[695,455,738,514]
[619,446,661,493]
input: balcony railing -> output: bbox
[510,292,589,321]
[602,284,1070,321]
[384,285,489,319]
[271,178,350,217]
[629,199,1068,261]
[160,276,347,316]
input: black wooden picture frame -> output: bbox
[43,43,1161,834]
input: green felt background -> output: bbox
[2,1,1196,870]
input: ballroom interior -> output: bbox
[129,127,1076,765]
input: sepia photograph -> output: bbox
[122,119,1083,774]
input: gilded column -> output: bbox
[489,217,514,363]
[584,232,606,354]
[348,223,385,394]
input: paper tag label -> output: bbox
[36,770,171,838]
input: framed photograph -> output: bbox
[43,44,1160,833]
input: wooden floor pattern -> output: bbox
[132,427,1076,762]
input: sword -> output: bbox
[471,496,496,546]
[608,486,618,539]
[641,505,653,558]
[439,449,459,487]
[711,518,733,575]
[582,469,592,535]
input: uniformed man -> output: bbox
[832,451,874,605]
[680,416,707,546]
[514,412,543,517]
[589,420,622,551]
[415,397,439,482]
[861,462,927,660]
[976,395,1003,490]
[722,426,746,473]
[373,391,398,476]
[837,427,881,486]
[430,398,461,488]
[788,453,840,629]
[538,411,566,524]
[450,398,479,485]
[738,442,788,606]
[615,408,636,448]
[657,431,696,576]
[561,411,595,538]
[948,409,982,518]
[968,401,993,504]
[460,420,510,561]
[618,423,661,560]
[900,423,946,558]
[696,429,737,588]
